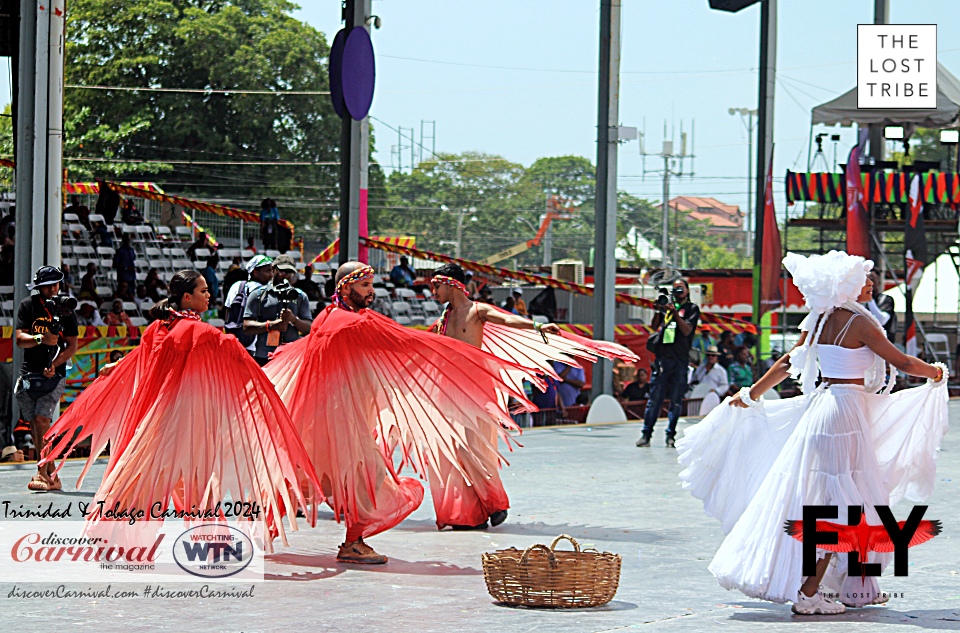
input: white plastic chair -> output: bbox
[925,333,951,363]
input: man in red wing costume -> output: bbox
[264,262,539,563]
[427,263,639,530]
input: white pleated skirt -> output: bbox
[677,381,948,605]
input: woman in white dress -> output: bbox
[677,251,948,615]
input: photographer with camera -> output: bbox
[14,266,79,491]
[243,254,311,366]
[636,278,700,448]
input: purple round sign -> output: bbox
[341,26,376,120]
[328,28,347,118]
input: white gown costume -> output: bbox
[677,251,949,605]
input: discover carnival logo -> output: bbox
[0,520,264,583]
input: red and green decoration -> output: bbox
[785,171,960,205]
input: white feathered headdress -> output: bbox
[782,251,893,394]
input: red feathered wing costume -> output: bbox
[263,305,536,541]
[41,314,319,551]
[426,306,639,528]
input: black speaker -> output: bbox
[708,0,761,12]
[0,0,17,57]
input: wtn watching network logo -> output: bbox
[173,524,255,579]
[784,505,941,578]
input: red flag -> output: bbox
[904,254,924,357]
[845,142,870,257]
[760,152,782,315]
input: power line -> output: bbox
[64,157,339,166]
[65,85,329,95]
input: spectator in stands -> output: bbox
[503,295,518,314]
[0,244,13,285]
[144,268,167,301]
[690,345,730,416]
[113,280,135,303]
[512,289,528,317]
[260,199,280,250]
[109,349,124,363]
[134,284,149,309]
[201,254,220,306]
[463,271,478,300]
[245,236,257,255]
[113,234,137,289]
[64,195,91,229]
[91,218,113,248]
[120,199,143,224]
[0,207,14,245]
[228,256,242,272]
[79,262,99,300]
[104,299,134,328]
[389,256,416,288]
[186,233,208,261]
[324,277,336,301]
[222,259,247,304]
[716,330,736,369]
[726,346,754,390]
[225,255,274,354]
[619,367,651,402]
[478,286,494,304]
[531,375,560,424]
[60,263,76,297]
[242,255,311,366]
[294,265,322,301]
[552,361,586,407]
[76,301,105,326]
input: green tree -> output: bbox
[64,0,339,226]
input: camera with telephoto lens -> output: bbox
[44,295,77,335]
[269,280,300,304]
[656,287,670,307]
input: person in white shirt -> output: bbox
[690,345,729,416]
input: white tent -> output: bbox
[812,63,960,129]
[888,252,959,316]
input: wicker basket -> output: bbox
[481,534,622,608]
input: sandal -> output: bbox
[27,474,50,492]
[46,474,62,491]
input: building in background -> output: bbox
[669,196,744,248]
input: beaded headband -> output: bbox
[431,274,467,295]
[335,265,375,296]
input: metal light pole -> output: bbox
[729,107,757,258]
[590,0,621,400]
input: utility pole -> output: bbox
[661,152,670,268]
[541,214,553,267]
[729,107,757,257]
[13,0,66,427]
[591,0,621,400]
[868,0,889,164]
[337,0,372,266]
[751,0,777,363]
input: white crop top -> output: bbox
[816,313,877,379]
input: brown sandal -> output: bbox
[46,474,62,491]
[27,474,50,492]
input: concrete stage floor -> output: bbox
[0,404,958,632]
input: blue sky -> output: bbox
[3,0,959,223]
[295,0,960,221]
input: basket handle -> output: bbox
[520,544,558,567]
[550,534,581,553]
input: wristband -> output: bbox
[929,362,949,385]
[738,387,762,410]
[32,334,42,345]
